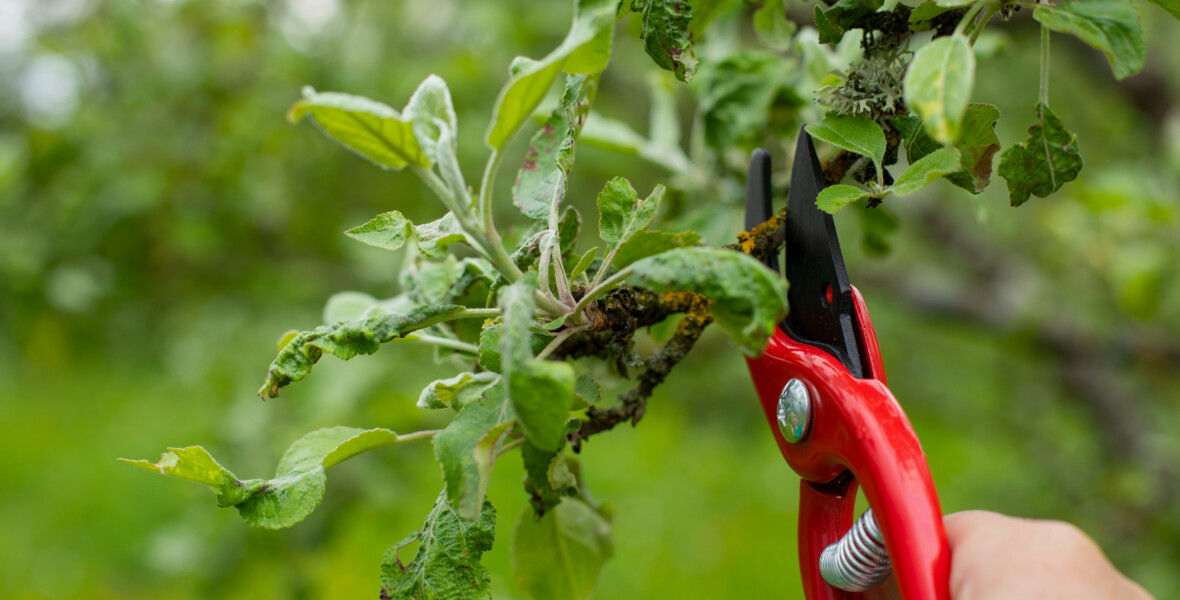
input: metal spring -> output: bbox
[819,508,892,592]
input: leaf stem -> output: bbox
[954,0,991,37]
[969,5,999,45]
[397,429,442,443]
[496,436,525,457]
[405,334,480,355]
[1039,22,1051,107]
[413,165,523,284]
[536,324,586,361]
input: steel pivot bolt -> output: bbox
[777,379,812,443]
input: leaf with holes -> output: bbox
[380,492,496,600]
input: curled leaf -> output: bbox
[122,427,409,529]
[259,305,470,398]
[626,248,788,355]
[1034,0,1145,80]
[636,0,699,82]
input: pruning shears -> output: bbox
[744,131,952,599]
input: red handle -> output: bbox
[746,287,951,600]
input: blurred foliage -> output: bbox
[1,0,1178,598]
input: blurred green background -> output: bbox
[2,0,1178,598]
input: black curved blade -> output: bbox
[745,148,779,273]
[781,130,867,379]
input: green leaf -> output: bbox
[699,52,788,150]
[908,2,957,30]
[891,147,962,196]
[344,211,413,251]
[815,6,845,44]
[579,112,648,155]
[289,86,428,170]
[816,185,870,214]
[998,103,1083,207]
[610,230,701,269]
[858,205,899,256]
[381,492,496,600]
[500,276,575,452]
[259,304,469,398]
[513,74,597,221]
[123,427,408,529]
[903,34,974,145]
[511,498,613,600]
[485,0,619,150]
[522,442,570,515]
[324,291,382,324]
[892,114,942,164]
[413,212,469,257]
[1034,0,1145,80]
[754,0,796,50]
[597,177,663,246]
[567,247,600,281]
[404,75,459,164]
[626,248,789,354]
[688,0,736,37]
[806,115,887,176]
[894,104,1000,193]
[418,372,500,410]
[637,0,698,82]
[1143,0,1180,20]
[477,323,551,373]
[573,375,601,409]
[949,103,1001,193]
[434,396,514,520]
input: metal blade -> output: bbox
[745,148,779,273]
[782,129,867,378]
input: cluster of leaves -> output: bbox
[807,0,1160,211]
[123,0,1179,597]
[126,1,789,598]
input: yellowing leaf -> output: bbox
[903,35,975,145]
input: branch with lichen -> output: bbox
[561,204,795,449]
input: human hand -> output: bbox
[868,510,1154,600]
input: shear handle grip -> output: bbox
[745,288,951,600]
